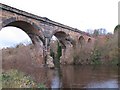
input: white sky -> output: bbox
[0,27,32,48]
[0,0,119,48]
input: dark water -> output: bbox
[49,65,120,89]
[3,59,120,89]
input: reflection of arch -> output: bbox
[1,18,44,44]
[79,36,85,47]
[88,38,92,43]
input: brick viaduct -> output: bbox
[0,3,95,67]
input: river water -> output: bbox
[3,59,120,89]
[47,65,120,89]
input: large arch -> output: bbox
[50,31,74,65]
[1,17,45,65]
[1,17,44,44]
[50,31,67,62]
[51,31,68,48]
[0,26,33,48]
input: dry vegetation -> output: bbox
[1,26,119,88]
[72,27,119,65]
[50,29,118,65]
[2,69,46,88]
[2,44,48,88]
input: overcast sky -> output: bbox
[0,0,119,48]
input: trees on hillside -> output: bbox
[86,28,109,37]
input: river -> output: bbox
[3,59,120,89]
[47,65,120,89]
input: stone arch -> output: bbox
[1,17,45,65]
[1,17,44,44]
[50,31,74,64]
[78,36,85,47]
[87,38,92,43]
[114,24,120,34]
[52,31,75,47]
[50,31,67,66]
[53,31,67,38]
[51,31,68,48]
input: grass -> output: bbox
[1,69,46,88]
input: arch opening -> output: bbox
[50,31,74,66]
[1,20,45,66]
[78,36,85,48]
[0,26,32,48]
[50,35,62,66]
[50,31,67,67]
[54,31,67,49]
[2,20,44,44]
[88,38,92,43]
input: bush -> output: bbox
[1,69,46,88]
[91,49,101,64]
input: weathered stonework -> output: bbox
[0,3,95,66]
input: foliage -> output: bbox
[55,42,62,66]
[50,49,55,59]
[73,28,118,65]
[50,41,62,66]
[73,54,80,64]
[91,49,101,64]
[37,83,46,89]
[73,44,92,65]
[1,69,46,88]
[93,29,99,36]
[92,30,118,65]
[56,42,62,60]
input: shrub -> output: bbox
[2,69,46,88]
[91,49,101,64]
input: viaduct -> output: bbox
[0,3,95,67]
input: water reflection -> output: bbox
[51,70,62,89]
[3,58,120,89]
[51,65,119,88]
[86,79,118,88]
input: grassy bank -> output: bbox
[1,69,46,88]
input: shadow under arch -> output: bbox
[88,38,92,43]
[78,36,85,47]
[114,24,120,34]
[50,31,75,65]
[51,31,68,48]
[1,17,44,44]
[50,31,69,66]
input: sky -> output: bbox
[0,0,119,48]
[0,27,32,48]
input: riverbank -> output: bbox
[2,65,119,88]
[2,41,119,68]
[1,28,119,88]
[2,69,46,88]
